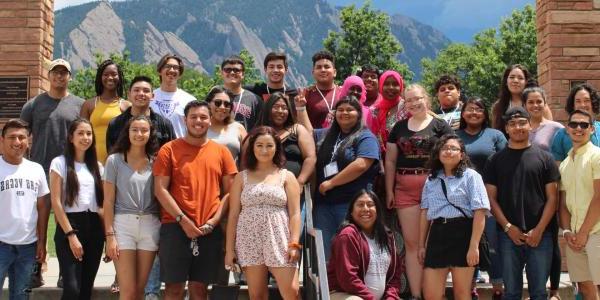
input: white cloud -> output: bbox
[54,0,125,10]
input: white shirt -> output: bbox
[364,235,391,299]
[50,155,102,213]
[150,88,196,138]
[0,156,49,245]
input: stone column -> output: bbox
[537,0,600,122]
[0,0,54,122]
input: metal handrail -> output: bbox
[302,184,330,300]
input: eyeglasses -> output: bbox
[50,69,70,76]
[441,146,461,153]
[213,100,232,108]
[567,121,591,129]
[465,108,484,113]
[223,67,243,74]
[162,64,180,71]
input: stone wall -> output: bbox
[0,0,54,122]
[537,0,600,122]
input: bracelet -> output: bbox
[503,223,512,233]
[205,223,215,230]
[562,229,572,238]
[295,106,306,111]
[105,231,116,237]
[288,242,302,250]
[64,229,78,238]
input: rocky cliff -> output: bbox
[54,0,451,84]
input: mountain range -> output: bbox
[54,0,451,84]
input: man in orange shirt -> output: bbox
[154,100,237,300]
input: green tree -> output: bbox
[323,1,413,81]
[68,49,263,101]
[421,4,537,109]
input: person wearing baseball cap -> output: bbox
[482,105,560,299]
[21,58,84,175]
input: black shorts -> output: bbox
[424,218,472,268]
[159,223,224,284]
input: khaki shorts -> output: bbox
[114,214,161,251]
[565,232,600,285]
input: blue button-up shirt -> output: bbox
[421,168,490,220]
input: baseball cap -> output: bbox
[49,59,72,73]
[503,106,530,121]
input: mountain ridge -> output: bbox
[54,0,451,84]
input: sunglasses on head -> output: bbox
[212,100,232,108]
[567,121,591,129]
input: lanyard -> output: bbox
[440,104,460,125]
[316,86,336,112]
[330,133,346,163]
[233,89,244,116]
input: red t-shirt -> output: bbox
[305,85,341,129]
[153,139,238,225]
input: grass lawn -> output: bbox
[46,212,56,257]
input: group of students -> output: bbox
[0,48,599,300]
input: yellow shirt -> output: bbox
[90,98,123,163]
[559,141,600,235]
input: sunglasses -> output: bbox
[567,121,591,129]
[223,67,243,74]
[212,100,232,108]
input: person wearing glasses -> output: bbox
[221,55,263,131]
[150,54,197,138]
[483,106,559,300]
[559,109,600,300]
[206,86,247,164]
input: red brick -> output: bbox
[0,51,41,61]
[0,2,28,10]
[0,44,41,52]
[550,61,595,70]
[548,33,600,47]
[0,17,27,27]
[563,47,600,56]
[0,28,42,43]
[554,69,600,79]
[573,2,593,9]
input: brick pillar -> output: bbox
[0,0,54,122]
[537,0,600,122]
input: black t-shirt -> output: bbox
[245,82,298,102]
[387,117,453,169]
[483,144,560,232]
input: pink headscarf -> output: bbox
[339,75,374,132]
[372,70,405,150]
[340,75,367,104]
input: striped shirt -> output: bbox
[421,168,490,220]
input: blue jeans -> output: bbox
[0,241,36,300]
[499,230,552,300]
[144,255,161,295]
[485,216,503,285]
[313,201,350,260]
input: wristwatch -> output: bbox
[176,213,184,223]
[503,223,512,233]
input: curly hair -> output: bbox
[427,133,472,179]
[565,83,600,114]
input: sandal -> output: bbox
[111,281,120,293]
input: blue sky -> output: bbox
[55,0,535,43]
[328,0,535,42]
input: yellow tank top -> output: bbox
[90,97,123,163]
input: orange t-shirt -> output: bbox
[153,138,238,225]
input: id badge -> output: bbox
[324,161,339,178]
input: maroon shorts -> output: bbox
[393,173,427,209]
